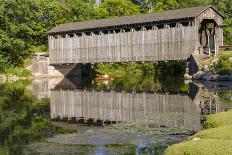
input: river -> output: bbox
[0,75,231,155]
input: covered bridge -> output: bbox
[48,5,223,65]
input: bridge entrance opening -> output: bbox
[198,19,217,55]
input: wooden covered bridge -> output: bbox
[48,5,223,72]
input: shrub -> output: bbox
[215,52,232,75]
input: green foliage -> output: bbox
[192,125,232,139]
[95,62,157,75]
[165,139,232,155]
[203,109,232,128]
[165,109,232,155]
[4,67,32,77]
[0,81,61,154]
[0,54,10,73]
[0,0,41,66]
[95,61,186,76]
[96,73,188,93]
[0,0,97,69]
[29,45,48,54]
[36,0,97,43]
[96,0,140,18]
[212,52,232,74]
[0,0,231,72]
[212,0,232,45]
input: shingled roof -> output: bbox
[48,5,222,34]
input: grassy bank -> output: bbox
[165,109,232,155]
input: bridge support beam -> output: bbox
[185,54,200,76]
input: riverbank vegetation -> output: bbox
[0,0,231,75]
[0,80,75,154]
[95,61,186,76]
[210,51,232,75]
[3,67,31,77]
[165,109,232,155]
[96,73,189,93]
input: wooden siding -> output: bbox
[49,25,198,64]
[50,89,201,130]
[195,8,223,26]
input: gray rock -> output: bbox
[201,71,214,80]
[192,71,205,80]
[193,71,214,80]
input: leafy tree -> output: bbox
[0,0,41,66]
[212,0,232,45]
[96,0,141,18]
[34,0,97,45]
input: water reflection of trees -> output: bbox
[0,81,54,155]
[96,73,188,93]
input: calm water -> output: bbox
[0,75,231,155]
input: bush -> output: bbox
[215,52,232,75]
[0,54,10,73]
[29,45,48,56]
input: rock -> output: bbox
[218,75,229,81]
[184,73,192,80]
[201,71,214,80]
[192,71,205,80]
[137,143,148,151]
[192,71,213,80]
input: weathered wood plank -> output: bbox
[49,26,198,64]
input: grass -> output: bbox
[165,109,232,155]
[191,125,232,140]
[165,139,232,155]
[203,109,232,128]
[4,67,31,77]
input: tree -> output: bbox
[212,0,232,45]
[96,0,141,18]
[0,0,41,66]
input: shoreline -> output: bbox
[165,109,232,155]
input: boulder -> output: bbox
[201,71,214,80]
[192,71,213,80]
[192,71,205,80]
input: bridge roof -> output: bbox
[48,5,223,34]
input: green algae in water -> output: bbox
[105,122,195,135]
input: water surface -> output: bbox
[0,75,231,155]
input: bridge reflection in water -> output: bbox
[50,88,201,131]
